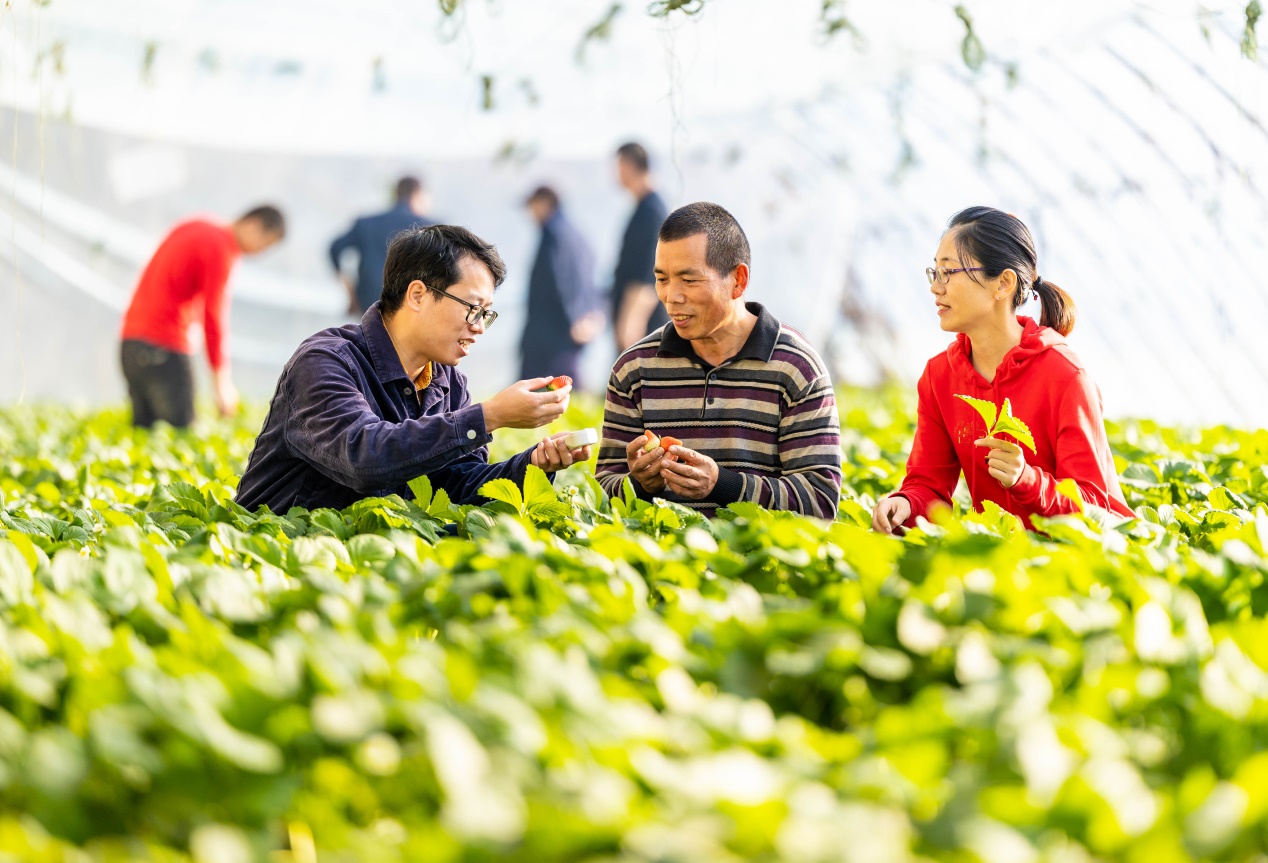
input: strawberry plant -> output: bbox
[0,393,1267,861]
[956,393,1037,451]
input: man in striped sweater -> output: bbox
[595,202,843,519]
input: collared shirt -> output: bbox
[235,303,536,513]
[595,302,843,519]
[121,218,240,370]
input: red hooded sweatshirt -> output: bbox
[895,317,1134,529]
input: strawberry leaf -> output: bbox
[478,479,524,514]
[992,398,1037,453]
[955,394,999,435]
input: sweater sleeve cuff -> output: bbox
[706,467,746,506]
[1010,464,1042,503]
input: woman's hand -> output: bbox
[976,436,1025,488]
[872,495,911,534]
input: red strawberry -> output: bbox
[641,430,661,452]
[535,375,573,393]
[659,435,682,462]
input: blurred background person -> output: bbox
[611,142,669,352]
[120,205,286,428]
[520,185,602,387]
[330,175,433,316]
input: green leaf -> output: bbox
[1055,478,1085,513]
[955,394,999,434]
[479,479,524,514]
[523,464,557,507]
[991,398,1037,453]
[407,475,433,508]
[428,487,454,518]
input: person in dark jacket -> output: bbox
[330,176,433,315]
[236,225,588,514]
[520,186,602,387]
[612,142,670,352]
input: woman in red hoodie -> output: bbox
[872,207,1134,533]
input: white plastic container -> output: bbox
[564,428,598,448]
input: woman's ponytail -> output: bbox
[1033,276,1076,336]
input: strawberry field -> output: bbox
[2,392,1268,862]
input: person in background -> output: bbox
[120,205,286,428]
[595,202,843,519]
[520,185,602,387]
[611,142,670,352]
[871,206,1135,534]
[235,225,586,514]
[330,175,434,316]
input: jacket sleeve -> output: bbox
[329,221,358,272]
[417,381,543,504]
[1008,369,1133,517]
[894,367,961,524]
[282,348,492,494]
[707,373,842,519]
[552,231,598,325]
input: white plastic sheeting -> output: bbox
[1,0,1266,423]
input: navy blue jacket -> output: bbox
[235,304,537,513]
[329,204,433,312]
[521,209,598,353]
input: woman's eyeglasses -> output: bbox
[428,286,498,327]
[926,265,986,285]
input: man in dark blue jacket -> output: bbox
[520,186,601,387]
[236,225,590,514]
[330,176,434,315]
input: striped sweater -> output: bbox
[596,302,842,519]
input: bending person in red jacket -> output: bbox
[873,207,1134,533]
[120,205,286,428]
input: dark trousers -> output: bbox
[519,345,583,390]
[120,339,195,428]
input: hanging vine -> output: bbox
[1243,0,1262,60]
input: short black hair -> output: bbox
[525,185,559,211]
[396,176,422,202]
[239,204,286,238]
[616,142,650,173]
[658,202,750,277]
[380,225,506,316]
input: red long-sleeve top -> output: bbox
[120,219,241,371]
[895,317,1134,529]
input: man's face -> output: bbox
[615,156,639,191]
[527,199,553,225]
[412,255,496,366]
[654,234,741,342]
[237,219,283,255]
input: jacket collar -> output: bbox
[361,302,413,385]
[657,301,781,365]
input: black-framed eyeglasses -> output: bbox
[428,285,498,327]
[926,265,987,285]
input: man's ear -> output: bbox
[731,263,750,298]
[406,279,427,310]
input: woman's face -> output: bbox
[930,231,997,333]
